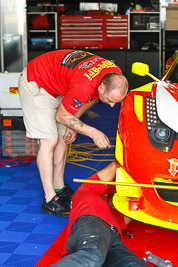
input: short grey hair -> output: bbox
[100,73,128,96]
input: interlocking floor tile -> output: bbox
[13,243,49,255]
[0,204,27,213]
[0,212,19,221]
[5,222,37,233]
[0,231,30,242]
[14,213,45,224]
[0,196,11,204]
[32,223,65,234]
[24,233,57,245]
[0,252,12,264]
[40,216,68,225]
[3,253,41,267]
[23,206,42,214]
[14,190,41,198]
[22,184,42,190]
[7,197,34,205]
[0,189,18,196]
[0,102,119,266]
[0,241,19,253]
[0,176,12,182]
[0,182,26,190]
[0,221,11,231]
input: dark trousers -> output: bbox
[51,215,148,267]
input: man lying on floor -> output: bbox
[51,162,148,267]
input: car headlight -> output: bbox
[154,128,171,142]
[146,96,175,152]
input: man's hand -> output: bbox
[91,129,112,149]
[56,103,111,148]
[63,128,77,144]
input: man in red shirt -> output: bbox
[51,162,148,267]
[18,50,128,217]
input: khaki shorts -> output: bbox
[18,67,66,139]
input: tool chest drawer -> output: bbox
[105,16,128,48]
[59,15,128,49]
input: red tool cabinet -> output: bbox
[59,15,128,49]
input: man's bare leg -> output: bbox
[36,138,57,202]
[53,134,68,189]
[37,138,70,217]
[53,133,75,202]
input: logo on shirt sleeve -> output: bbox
[72,98,84,108]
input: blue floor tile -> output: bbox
[0,196,11,205]
[0,189,17,196]
[7,177,30,183]
[22,184,42,190]
[7,197,34,205]
[0,241,19,253]
[0,253,12,264]
[24,233,57,245]
[0,204,27,213]
[13,243,49,255]
[40,216,69,225]
[5,222,38,233]
[0,102,120,266]
[32,223,66,234]
[0,221,11,231]
[14,213,45,224]
[14,190,41,198]
[0,183,26,190]
[3,254,41,267]
[23,206,43,214]
[0,176,12,182]
[29,198,44,207]
[0,231,30,242]
[0,212,19,221]
[27,178,42,185]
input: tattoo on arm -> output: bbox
[68,117,84,129]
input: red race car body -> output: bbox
[113,51,178,230]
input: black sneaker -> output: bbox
[56,184,75,202]
[41,195,70,218]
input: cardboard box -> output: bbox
[166,4,178,30]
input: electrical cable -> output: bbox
[0,138,116,170]
[66,139,115,172]
[0,145,36,167]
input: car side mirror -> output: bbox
[132,62,160,82]
[132,62,149,76]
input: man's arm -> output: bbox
[73,99,98,119]
[97,162,116,182]
[97,162,132,226]
[56,102,112,148]
[63,100,98,144]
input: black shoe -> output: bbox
[41,195,70,218]
[56,184,75,202]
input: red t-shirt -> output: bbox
[27,50,122,114]
[62,173,127,256]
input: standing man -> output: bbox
[18,50,128,218]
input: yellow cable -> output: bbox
[66,138,116,172]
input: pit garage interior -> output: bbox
[0,0,178,266]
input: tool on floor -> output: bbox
[144,252,172,267]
